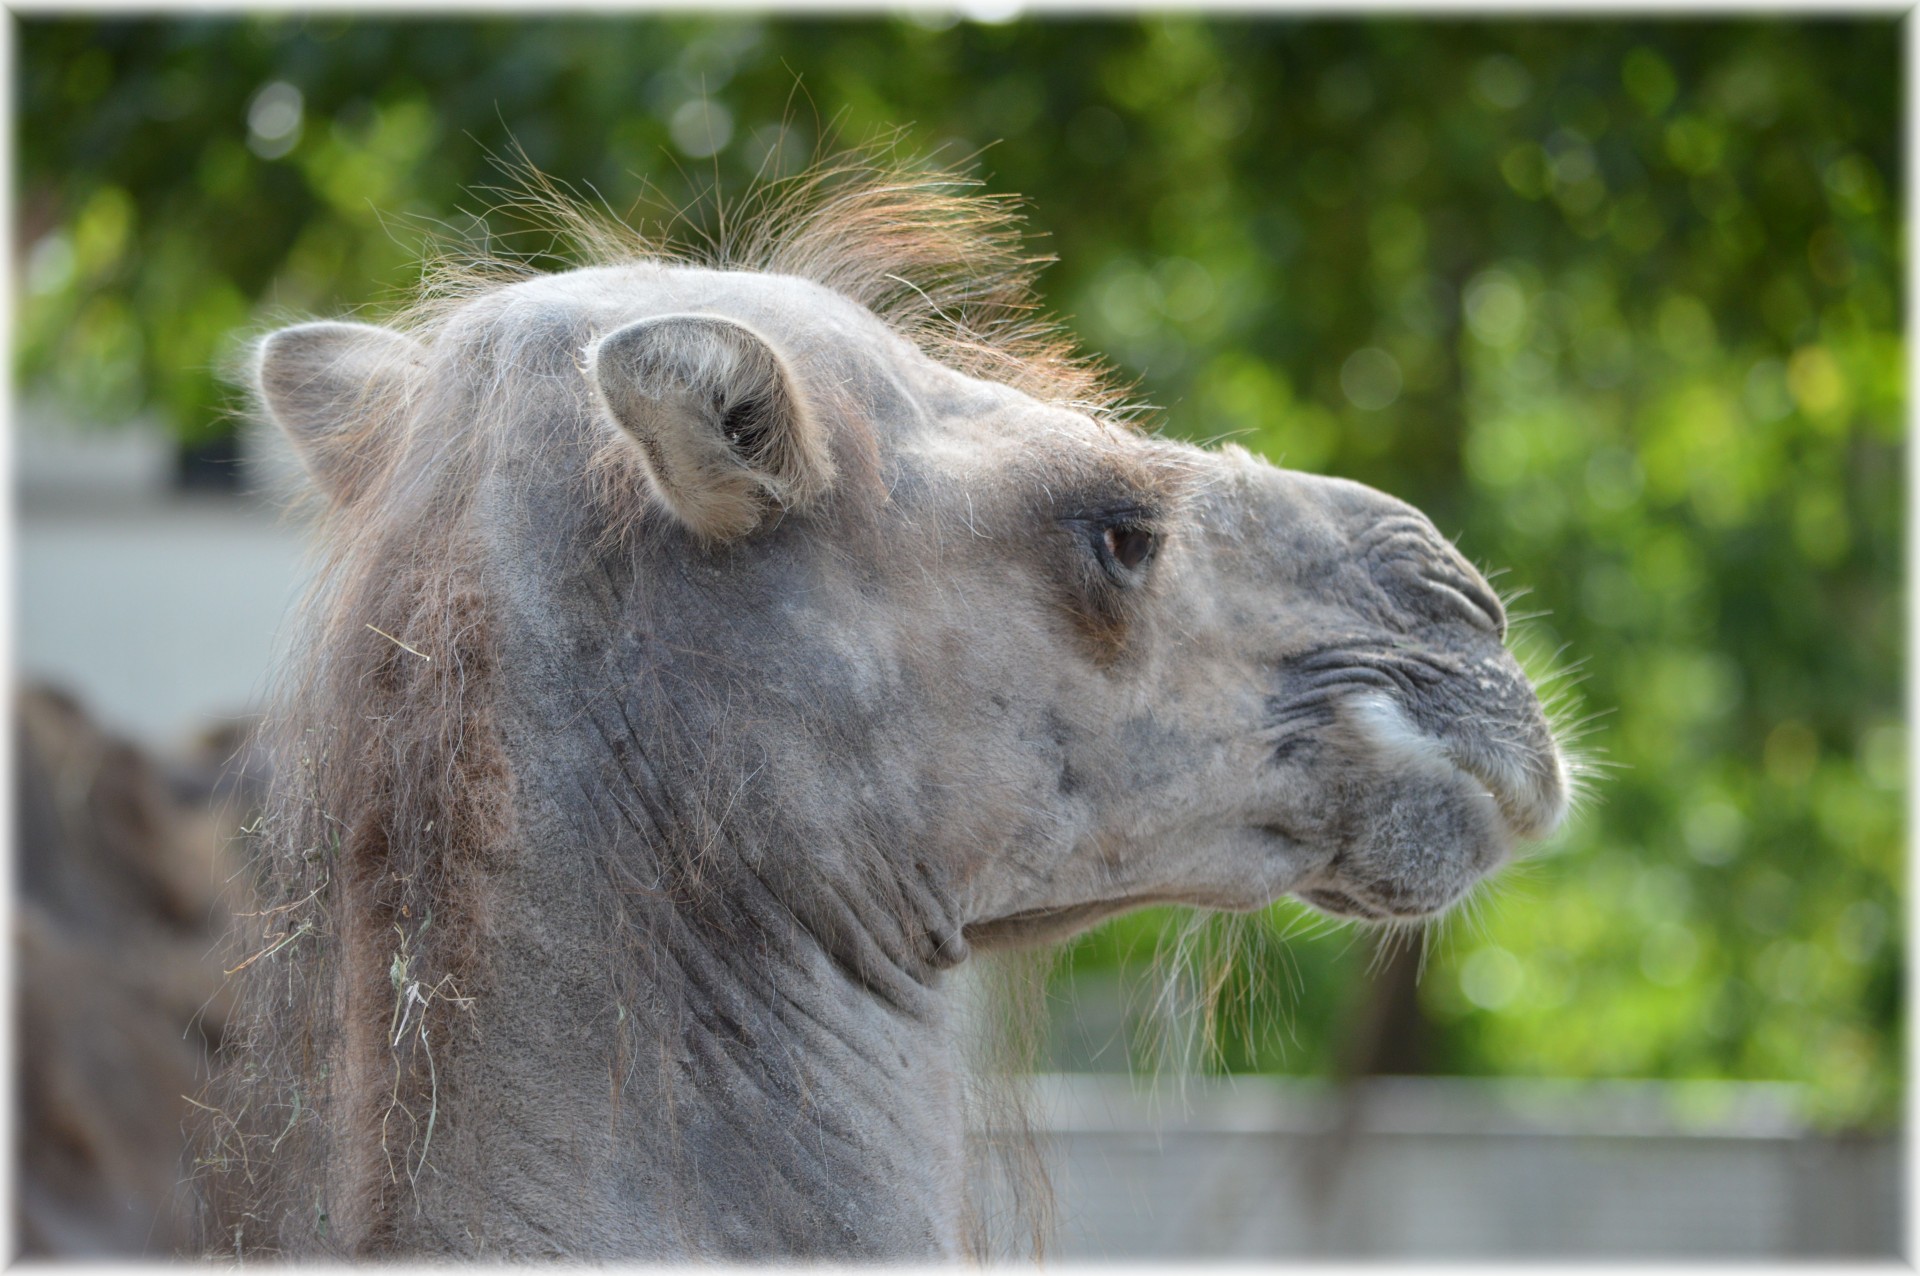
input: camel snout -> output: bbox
[1357,516,1510,643]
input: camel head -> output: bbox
[231,169,1580,1259]
[258,263,1569,973]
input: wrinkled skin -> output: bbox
[491,267,1564,939]
[254,262,1567,1259]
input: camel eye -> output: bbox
[1102,524,1157,574]
[1061,506,1162,588]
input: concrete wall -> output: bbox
[15,409,308,745]
[1026,1075,1902,1259]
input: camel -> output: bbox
[197,159,1571,1260]
[16,686,251,1256]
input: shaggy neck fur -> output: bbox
[434,592,976,1258]
[211,557,980,1258]
[199,251,1011,1257]
[204,433,984,1257]
[437,836,970,1257]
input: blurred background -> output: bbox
[12,13,1903,1260]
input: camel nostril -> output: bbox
[1359,516,1507,639]
[1424,571,1507,638]
[1463,574,1507,639]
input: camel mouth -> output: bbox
[1458,749,1570,845]
[1344,689,1568,845]
[1274,691,1569,925]
[1276,649,1569,847]
[1293,852,1484,922]
[1295,886,1389,921]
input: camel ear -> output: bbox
[587,314,833,541]
[255,320,423,500]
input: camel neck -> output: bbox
[625,905,970,1257]
[337,598,985,1259]
[380,807,971,1260]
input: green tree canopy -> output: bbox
[16,15,1902,1126]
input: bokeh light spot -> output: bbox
[1763,720,1819,787]
[1786,345,1849,420]
[1471,54,1532,110]
[1464,270,1528,346]
[1461,947,1524,1011]
[1858,723,1904,792]
[1622,47,1678,115]
[1682,799,1745,866]
[669,98,734,158]
[1339,347,1403,411]
[246,81,303,160]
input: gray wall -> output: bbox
[15,408,308,745]
[1030,1075,1901,1259]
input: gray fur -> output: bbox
[221,201,1568,1260]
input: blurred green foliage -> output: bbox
[16,17,1902,1125]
